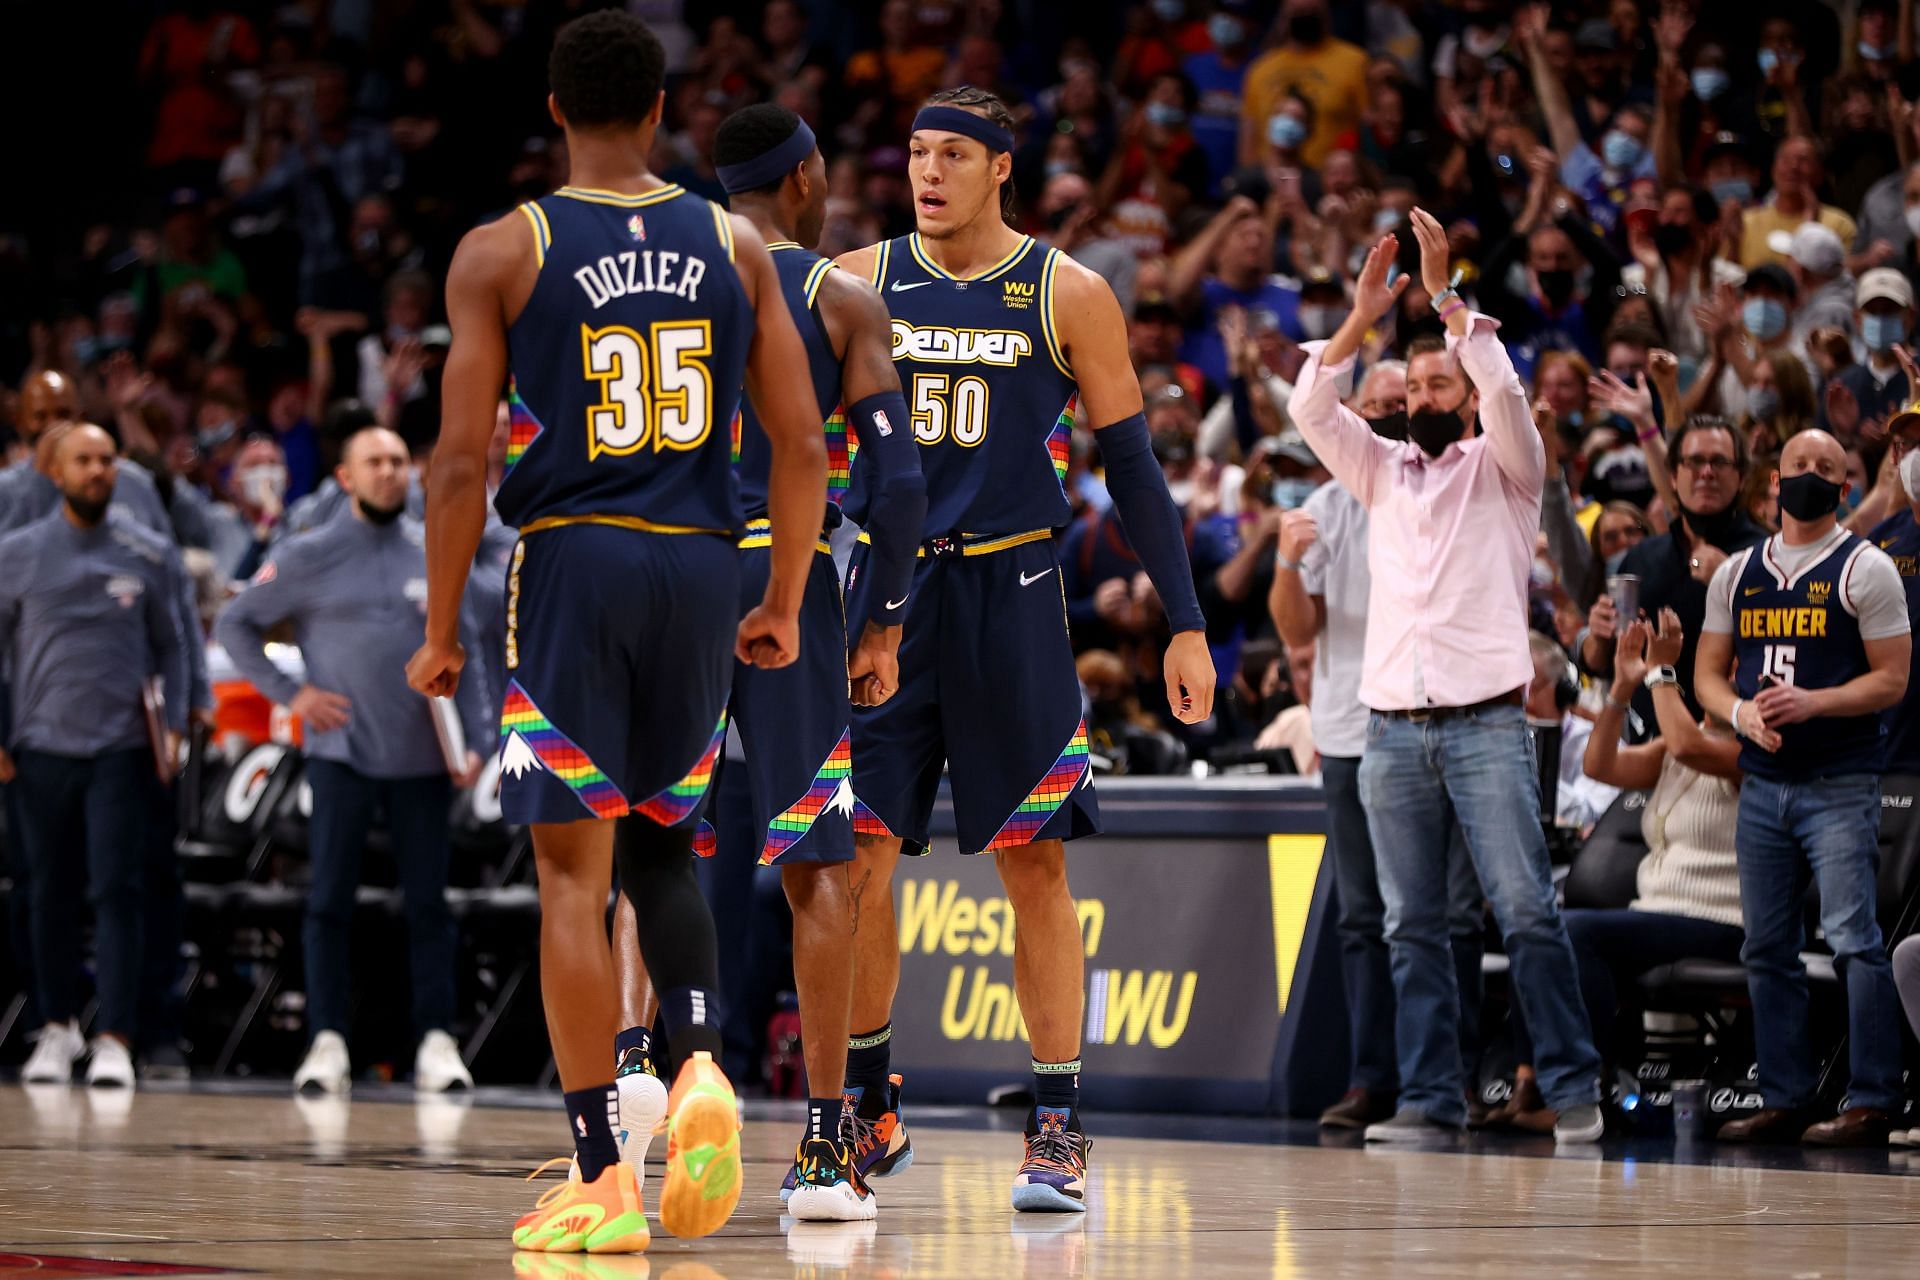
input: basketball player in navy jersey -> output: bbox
[405,12,827,1253]
[834,87,1216,1213]
[600,103,928,1223]
[1696,429,1912,1146]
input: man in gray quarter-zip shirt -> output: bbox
[217,426,488,1093]
[0,425,191,1087]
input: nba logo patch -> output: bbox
[871,409,893,437]
[627,214,646,241]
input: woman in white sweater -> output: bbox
[1500,608,1745,1129]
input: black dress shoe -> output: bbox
[1715,1107,1809,1144]
[1319,1087,1397,1128]
[1802,1107,1893,1148]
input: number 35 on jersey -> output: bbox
[582,320,713,459]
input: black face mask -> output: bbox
[1408,396,1470,458]
[1777,471,1844,521]
[1289,12,1325,44]
[1680,500,1741,546]
[1368,410,1409,441]
[1653,223,1694,258]
[1536,269,1576,308]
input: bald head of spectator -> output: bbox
[338,426,410,525]
[1773,428,1850,527]
[48,423,119,528]
[18,370,80,445]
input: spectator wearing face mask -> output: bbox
[1828,270,1916,434]
[1239,0,1369,170]
[216,427,489,1097]
[1033,172,1138,315]
[1097,74,1212,259]
[1740,137,1857,270]
[1522,12,1654,241]
[1478,211,1622,383]
[1699,263,1804,423]
[208,435,289,581]
[1621,187,1746,369]
[1744,348,1819,458]
[1182,0,1260,191]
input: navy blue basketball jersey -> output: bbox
[1730,530,1885,779]
[1870,508,1920,772]
[495,185,752,534]
[735,242,847,524]
[844,233,1078,537]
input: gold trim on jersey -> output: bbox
[554,184,687,208]
[766,241,804,251]
[520,513,729,538]
[907,233,1035,284]
[803,258,836,307]
[871,239,893,289]
[1040,247,1073,379]
[738,518,833,553]
[518,203,552,267]
[855,528,1051,557]
[710,204,736,262]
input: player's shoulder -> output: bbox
[814,256,888,323]
[834,241,885,284]
[452,206,539,282]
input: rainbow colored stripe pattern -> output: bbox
[506,380,544,473]
[499,682,628,819]
[759,730,853,865]
[825,404,851,503]
[1048,393,1077,485]
[693,821,718,859]
[852,798,892,838]
[729,409,743,465]
[982,720,1090,851]
[634,712,728,826]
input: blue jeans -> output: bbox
[1737,774,1905,1113]
[14,748,151,1038]
[304,760,457,1041]
[1323,755,1485,1095]
[1360,703,1601,1122]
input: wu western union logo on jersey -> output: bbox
[891,321,1032,366]
[1001,280,1034,310]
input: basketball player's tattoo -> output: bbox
[849,867,873,935]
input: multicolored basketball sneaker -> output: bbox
[786,1136,878,1222]
[513,1159,651,1253]
[1010,1106,1090,1213]
[659,1051,743,1239]
[615,1045,669,1185]
[780,1074,914,1203]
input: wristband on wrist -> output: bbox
[1636,422,1661,443]
[1604,692,1631,712]
[1430,287,1461,314]
[1730,698,1747,739]
[1275,552,1304,573]
[1438,299,1466,322]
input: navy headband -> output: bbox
[911,105,1013,154]
[716,118,818,195]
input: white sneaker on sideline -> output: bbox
[413,1030,472,1093]
[22,1021,85,1084]
[294,1030,351,1095]
[85,1037,135,1089]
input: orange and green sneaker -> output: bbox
[513,1157,651,1253]
[658,1050,743,1239]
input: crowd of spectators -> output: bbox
[7,0,1920,1115]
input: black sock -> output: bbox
[805,1095,843,1146]
[614,815,725,1076]
[845,1023,892,1106]
[564,1083,620,1181]
[1033,1058,1080,1111]
[615,1025,653,1069]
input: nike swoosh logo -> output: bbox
[890,281,933,292]
[1019,569,1055,587]
[1744,587,1765,596]
[885,597,908,610]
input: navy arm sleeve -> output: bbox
[1096,411,1206,634]
[846,390,928,627]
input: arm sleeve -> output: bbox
[1843,547,1914,640]
[1448,312,1546,492]
[214,552,307,707]
[1096,412,1207,633]
[845,390,927,626]
[1288,342,1387,504]
[147,551,191,733]
[1701,552,1743,635]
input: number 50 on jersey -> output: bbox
[582,320,714,458]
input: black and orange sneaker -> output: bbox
[786,1136,877,1222]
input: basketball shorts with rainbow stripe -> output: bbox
[843,530,1100,856]
[495,523,738,828]
[718,526,854,866]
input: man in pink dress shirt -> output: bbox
[1289,211,1604,1145]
